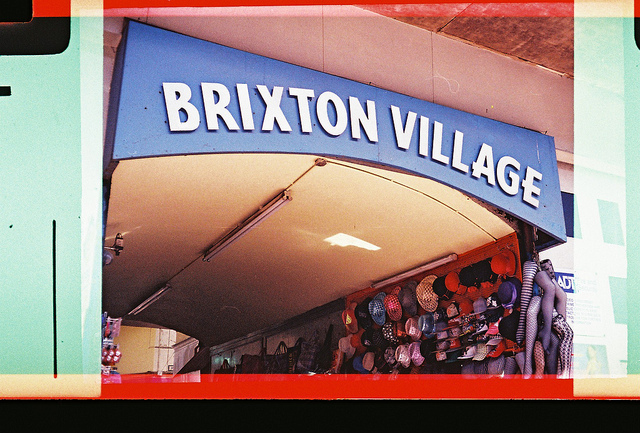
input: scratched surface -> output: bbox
[0,16,101,396]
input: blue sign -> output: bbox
[555,272,575,293]
[107,20,566,242]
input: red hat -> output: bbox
[445,271,460,293]
[487,340,506,358]
[342,302,359,334]
[384,292,403,322]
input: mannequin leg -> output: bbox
[545,332,560,375]
[552,314,574,378]
[534,340,545,378]
[504,356,519,376]
[535,270,558,352]
[540,259,567,318]
[524,295,541,377]
[515,351,526,375]
[516,260,538,345]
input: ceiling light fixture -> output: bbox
[324,233,380,251]
[203,189,293,262]
[128,283,172,316]
[371,253,458,289]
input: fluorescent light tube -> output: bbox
[203,190,292,262]
[128,284,172,316]
[371,253,458,289]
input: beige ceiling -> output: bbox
[103,153,513,345]
[359,3,574,77]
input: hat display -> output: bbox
[418,313,436,338]
[473,259,496,284]
[351,329,365,350]
[445,271,460,293]
[395,344,411,368]
[420,339,436,357]
[381,321,399,344]
[416,275,439,312]
[361,327,374,347]
[433,276,455,300]
[486,293,502,310]
[498,310,520,342]
[405,316,422,341]
[355,298,374,329]
[497,280,519,309]
[473,296,487,315]
[339,336,356,359]
[342,302,359,334]
[368,294,387,326]
[458,344,477,360]
[446,301,460,319]
[459,265,477,287]
[362,351,375,372]
[409,341,425,366]
[384,346,398,369]
[487,340,505,358]
[371,328,388,349]
[473,343,489,361]
[352,354,370,374]
[399,280,419,317]
[383,291,403,322]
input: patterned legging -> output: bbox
[516,260,538,345]
[523,295,541,377]
[552,314,573,378]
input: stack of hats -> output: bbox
[339,248,523,374]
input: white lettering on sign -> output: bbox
[161,82,544,208]
[163,82,200,131]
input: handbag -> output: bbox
[296,330,322,374]
[240,347,266,374]
[316,324,334,373]
[287,337,304,373]
[214,359,236,374]
[266,341,289,374]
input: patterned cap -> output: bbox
[399,280,418,317]
[473,296,487,314]
[352,354,369,374]
[361,327,374,347]
[355,297,374,329]
[405,316,422,341]
[382,322,398,344]
[416,275,439,312]
[338,336,356,359]
[383,292,403,322]
[418,313,435,337]
[371,328,388,349]
[384,345,398,368]
[395,344,411,368]
[342,302,359,334]
[487,340,506,358]
[458,344,477,360]
[445,271,460,293]
[368,295,386,326]
[362,351,375,372]
[486,293,502,310]
[473,343,489,361]
[446,301,460,319]
[409,341,425,366]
